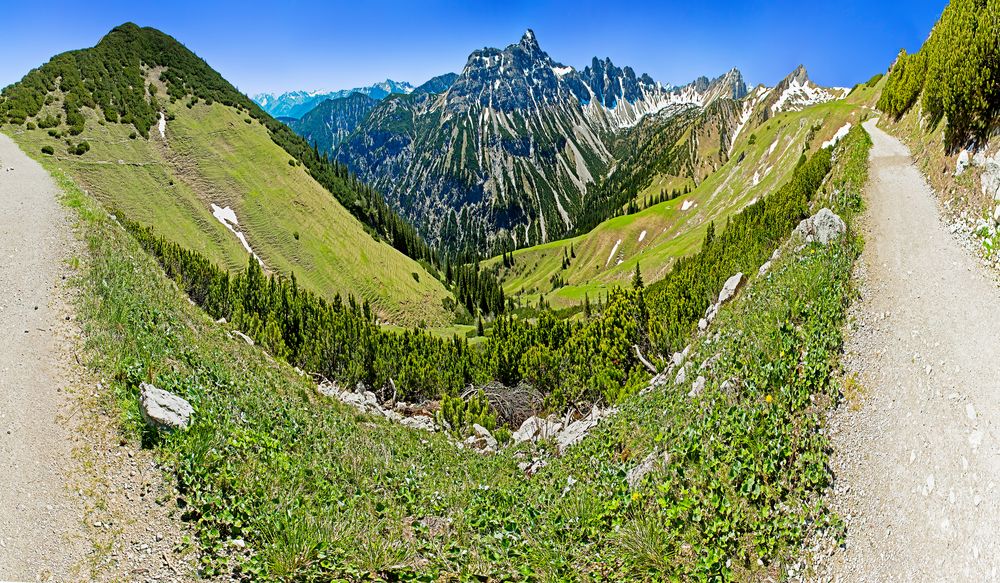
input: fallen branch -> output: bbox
[634,345,659,375]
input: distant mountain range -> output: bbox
[331,30,749,252]
[252,79,415,119]
[276,31,848,254]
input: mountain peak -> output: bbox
[519,29,540,51]
[785,64,810,85]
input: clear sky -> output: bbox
[0,0,947,95]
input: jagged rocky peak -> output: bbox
[700,68,749,102]
[767,64,849,114]
[448,29,567,113]
[519,28,542,52]
[785,64,810,85]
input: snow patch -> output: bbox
[681,200,695,211]
[821,122,852,149]
[211,204,263,266]
[551,65,574,77]
[157,112,166,139]
[768,138,779,156]
[638,230,647,243]
[753,171,760,186]
[606,239,622,267]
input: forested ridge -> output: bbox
[877,0,1000,149]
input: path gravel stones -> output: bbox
[0,132,89,579]
[823,120,1000,581]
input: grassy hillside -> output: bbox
[58,121,870,580]
[0,24,452,326]
[489,99,867,310]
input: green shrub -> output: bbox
[41,145,54,155]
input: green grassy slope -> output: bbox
[489,99,867,310]
[1,32,452,326]
[57,123,870,579]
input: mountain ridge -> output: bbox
[332,30,749,253]
[253,79,415,119]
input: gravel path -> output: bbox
[0,133,89,578]
[827,120,1000,580]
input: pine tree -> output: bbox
[632,263,644,290]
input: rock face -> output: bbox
[794,208,846,245]
[139,383,193,430]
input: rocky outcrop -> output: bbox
[317,381,437,432]
[139,383,193,430]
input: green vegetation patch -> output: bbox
[54,123,873,580]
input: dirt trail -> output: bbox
[0,133,89,578]
[829,120,1000,580]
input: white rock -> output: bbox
[718,273,744,305]
[556,406,616,453]
[674,365,687,386]
[689,376,706,398]
[982,153,1000,200]
[698,318,708,331]
[794,208,846,245]
[758,261,772,277]
[956,149,970,175]
[471,423,498,450]
[512,416,562,443]
[139,383,193,430]
[231,330,254,346]
[626,451,668,489]
[400,415,437,432]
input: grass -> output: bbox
[488,99,868,312]
[35,118,874,580]
[4,97,452,327]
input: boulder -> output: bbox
[471,423,498,450]
[794,208,846,245]
[698,318,708,332]
[231,330,254,346]
[758,260,772,277]
[718,273,744,305]
[704,302,719,323]
[956,149,970,176]
[139,383,193,430]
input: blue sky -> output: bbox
[0,0,946,95]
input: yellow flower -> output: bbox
[631,492,641,502]
[765,394,773,403]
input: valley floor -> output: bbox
[827,120,1000,580]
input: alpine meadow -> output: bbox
[1,1,999,581]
